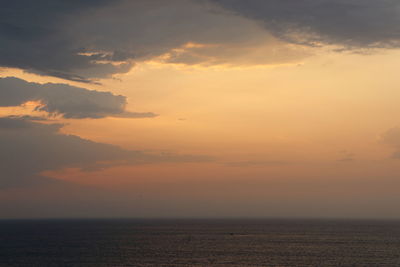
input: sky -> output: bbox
[2,0,400,219]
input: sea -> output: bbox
[1,219,400,266]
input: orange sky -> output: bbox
[2,48,400,218]
[2,0,400,218]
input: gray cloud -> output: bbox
[0,0,309,81]
[212,0,400,49]
[0,77,156,119]
[0,0,121,83]
[0,116,211,189]
[4,0,398,82]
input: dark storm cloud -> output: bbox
[0,116,212,188]
[0,77,157,119]
[212,0,400,49]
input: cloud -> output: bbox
[0,0,120,83]
[225,160,291,167]
[212,0,400,49]
[158,39,309,67]
[337,150,355,162]
[0,77,156,119]
[3,0,400,81]
[0,0,308,81]
[113,111,158,119]
[381,127,400,158]
[0,116,212,189]
[64,0,309,68]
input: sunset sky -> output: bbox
[2,0,400,219]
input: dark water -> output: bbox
[1,219,400,266]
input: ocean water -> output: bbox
[1,219,400,266]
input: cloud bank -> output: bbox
[0,77,156,119]
[2,0,400,82]
[0,116,211,189]
[0,0,310,81]
[212,0,400,49]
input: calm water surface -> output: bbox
[1,219,400,266]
